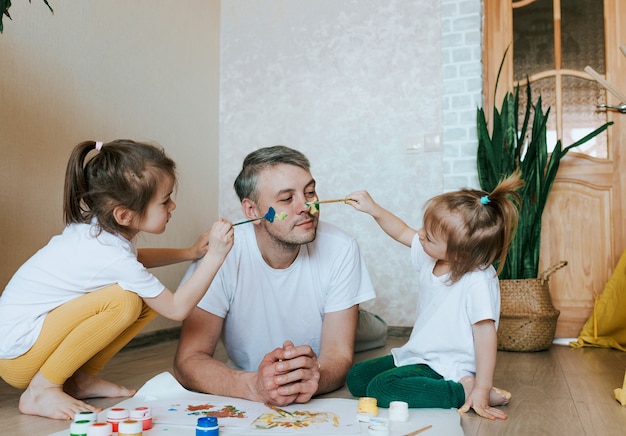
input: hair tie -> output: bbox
[95,141,104,151]
[480,195,491,205]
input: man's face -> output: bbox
[254,163,319,246]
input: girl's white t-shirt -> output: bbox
[391,233,501,382]
[0,221,165,359]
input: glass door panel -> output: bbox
[512,0,609,158]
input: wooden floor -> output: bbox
[2,335,626,435]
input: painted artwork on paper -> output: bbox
[247,401,360,433]
[145,398,360,433]
[150,400,262,427]
[252,408,339,429]
[185,403,246,418]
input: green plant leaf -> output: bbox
[1,0,12,33]
[476,74,613,279]
[1,0,53,33]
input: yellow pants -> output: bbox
[0,284,156,388]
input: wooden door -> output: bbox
[483,0,626,338]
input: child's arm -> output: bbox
[137,228,212,268]
[458,319,508,420]
[142,219,234,321]
[346,191,416,247]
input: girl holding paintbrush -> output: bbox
[0,139,233,420]
[345,172,522,420]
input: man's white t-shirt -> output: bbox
[0,221,165,359]
[391,233,500,382]
[183,221,376,372]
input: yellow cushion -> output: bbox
[570,249,626,351]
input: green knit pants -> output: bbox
[346,355,466,409]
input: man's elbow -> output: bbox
[167,309,192,323]
[172,352,193,388]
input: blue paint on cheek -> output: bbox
[264,207,276,223]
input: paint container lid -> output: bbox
[130,406,152,419]
[86,422,113,436]
[130,406,153,430]
[357,397,378,422]
[196,416,219,434]
[74,410,97,423]
[388,400,410,422]
[118,419,143,434]
[357,397,378,414]
[368,417,391,436]
[197,416,218,428]
[106,407,129,419]
[70,420,91,436]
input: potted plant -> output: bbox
[476,64,613,351]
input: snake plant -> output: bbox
[477,78,612,279]
[1,0,53,33]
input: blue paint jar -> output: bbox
[196,416,219,435]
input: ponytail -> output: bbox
[63,141,98,225]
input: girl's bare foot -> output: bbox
[19,371,101,420]
[460,376,511,406]
[64,370,136,399]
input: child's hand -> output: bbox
[189,229,212,259]
[458,386,508,420]
[345,191,378,215]
[206,218,234,260]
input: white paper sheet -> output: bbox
[49,372,464,436]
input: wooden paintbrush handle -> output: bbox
[404,424,433,436]
[315,198,350,204]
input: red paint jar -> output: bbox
[106,407,129,432]
[130,406,153,430]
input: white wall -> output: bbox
[219,0,482,327]
[0,0,221,333]
[0,0,483,330]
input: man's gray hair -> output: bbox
[234,145,311,202]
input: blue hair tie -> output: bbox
[480,195,491,205]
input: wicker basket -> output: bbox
[497,261,567,352]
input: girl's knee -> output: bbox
[118,293,144,322]
[102,286,144,322]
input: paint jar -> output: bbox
[130,406,153,430]
[388,400,409,422]
[106,407,129,432]
[86,422,113,436]
[196,416,219,435]
[368,417,391,436]
[73,410,97,423]
[69,419,91,436]
[117,419,143,436]
[357,397,378,422]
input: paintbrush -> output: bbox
[404,424,433,436]
[305,198,352,215]
[264,403,294,417]
[306,198,351,206]
[233,207,280,226]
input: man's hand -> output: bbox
[256,341,321,406]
